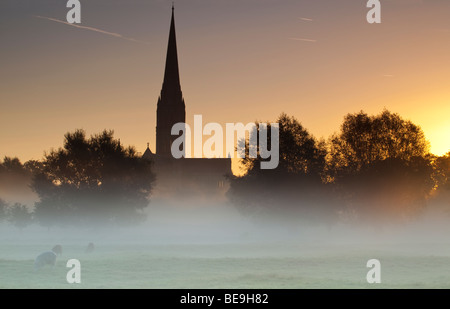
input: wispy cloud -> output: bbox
[34,15,150,45]
[288,37,317,43]
[383,74,394,77]
[299,17,313,22]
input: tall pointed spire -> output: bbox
[162,4,181,93]
[156,5,186,157]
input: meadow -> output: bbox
[2,236,450,289]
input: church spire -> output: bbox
[156,5,186,157]
[162,4,181,93]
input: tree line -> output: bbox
[228,110,449,226]
[0,109,449,228]
[0,130,154,228]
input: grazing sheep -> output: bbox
[85,242,95,253]
[52,245,62,255]
[34,245,62,270]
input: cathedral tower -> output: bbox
[156,5,186,157]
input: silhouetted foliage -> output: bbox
[0,198,7,222]
[0,157,28,174]
[428,152,450,216]
[32,129,155,227]
[7,203,32,230]
[327,110,433,222]
[228,114,335,224]
[433,152,450,192]
[0,157,31,184]
[24,160,44,175]
[0,157,36,205]
[327,110,429,177]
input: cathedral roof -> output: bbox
[142,143,155,161]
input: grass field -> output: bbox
[2,204,450,289]
[2,240,450,289]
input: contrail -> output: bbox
[288,37,317,43]
[299,17,313,22]
[34,15,150,45]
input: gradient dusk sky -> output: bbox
[1,0,449,162]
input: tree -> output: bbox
[24,160,44,175]
[32,129,155,227]
[327,110,433,222]
[228,114,334,224]
[327,110,429,176]
[7,203,32,231]
[433,152,450,192]
[428,152,450,216]
[0,198,7,223]
[239,113,326,176]
[0,157,36,205]
[0,157,28,174]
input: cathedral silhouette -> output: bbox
[143,6,231,197]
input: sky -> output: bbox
[1,0,449,163]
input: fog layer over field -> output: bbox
[2,198,450,289]
[2,198,450,249]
